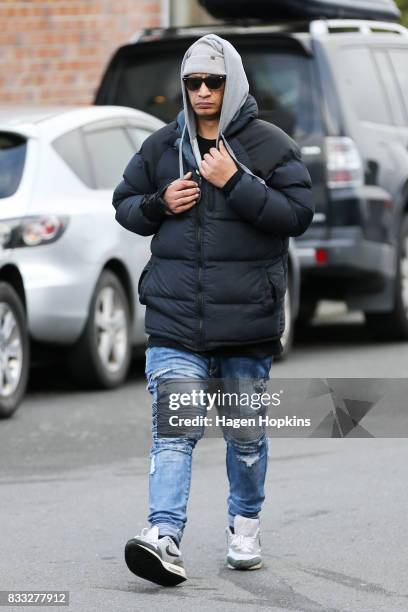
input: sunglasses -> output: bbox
[183,75,226,91]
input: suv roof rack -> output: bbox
[310,18,408,36]
[129,22,313,43]
[129,18,408,44]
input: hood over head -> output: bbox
[177,33,264,184]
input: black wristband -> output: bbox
[222,167,244,196]
[141,183,174,222]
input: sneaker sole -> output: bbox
[227,558,262,570]
[125,541,187,587]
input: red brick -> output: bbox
[0,0,161,103]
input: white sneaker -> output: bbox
[124,525,187,586]
[226,515,262,570]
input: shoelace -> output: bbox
[231,533,258,554]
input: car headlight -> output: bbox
[0,215,69,248]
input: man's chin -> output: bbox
[194,109,220,121]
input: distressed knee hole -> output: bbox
[145,367,173,391]
[230,436,266,467]
[236,453,261,467]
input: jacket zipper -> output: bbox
[208,178,215,211]
[195,168,205,348]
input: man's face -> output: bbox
[185,73,225,120]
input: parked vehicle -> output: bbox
[95,13,408,340]
[0,105,165,393]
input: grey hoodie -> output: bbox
[178,33,266,186]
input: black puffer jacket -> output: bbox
[112,93,314,351]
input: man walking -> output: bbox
[112,33,314,586]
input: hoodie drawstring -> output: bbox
[178,123,187,179]
[220,132,267,188]
[177,128,267,211]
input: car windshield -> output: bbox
[0,132,27,198]
[105,45,319,139]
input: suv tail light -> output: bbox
[325,137,364,189]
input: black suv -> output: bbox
[95,16,408,339]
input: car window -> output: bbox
[105,45,320,139]
[240,50,319,138]
[126,126,154,149]
[113,54,183,124]
[52,128,94,188]
[388,49,408,119]
[84,127,135,189]
[0,132,27,198]
[372,49,407,126]
[340,47,391,124]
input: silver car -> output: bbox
[0,105,165,400]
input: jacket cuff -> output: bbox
[222,168,244,196]
[140,183,174,222]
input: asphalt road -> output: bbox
[1,303,408,612]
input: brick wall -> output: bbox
[0,0,163,105]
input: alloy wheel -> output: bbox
[94,286,128,374]
[401,235,408,315]
[0,301,23,397]
[280,288,291,351]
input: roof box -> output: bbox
[198,0,401,22]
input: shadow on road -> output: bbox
[27,318,382,393]
[295,320,374,346]
[27,347,146,393]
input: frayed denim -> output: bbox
[145,347,273,545]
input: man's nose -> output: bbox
[198,82,211,96]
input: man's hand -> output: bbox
[163,172,200,215]
[200,140,238,188]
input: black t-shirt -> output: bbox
[147,133,283,358]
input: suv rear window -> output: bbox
[0,132,27,198]
[242,50,318,138]
[97,41,320,140]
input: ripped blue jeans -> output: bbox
[145,346,273,546]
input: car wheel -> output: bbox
[67,270,132,389]
[274,281,294,361]
[295,297,318,329]
[365,214,408,340]
[0,283,30,418]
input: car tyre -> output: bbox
[0,283,30,419]
[294,297,318,329]
[365,214,408,340]
[67,270,132,389]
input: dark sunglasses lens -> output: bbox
[185,78,202,91]
[205,77,224,89]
